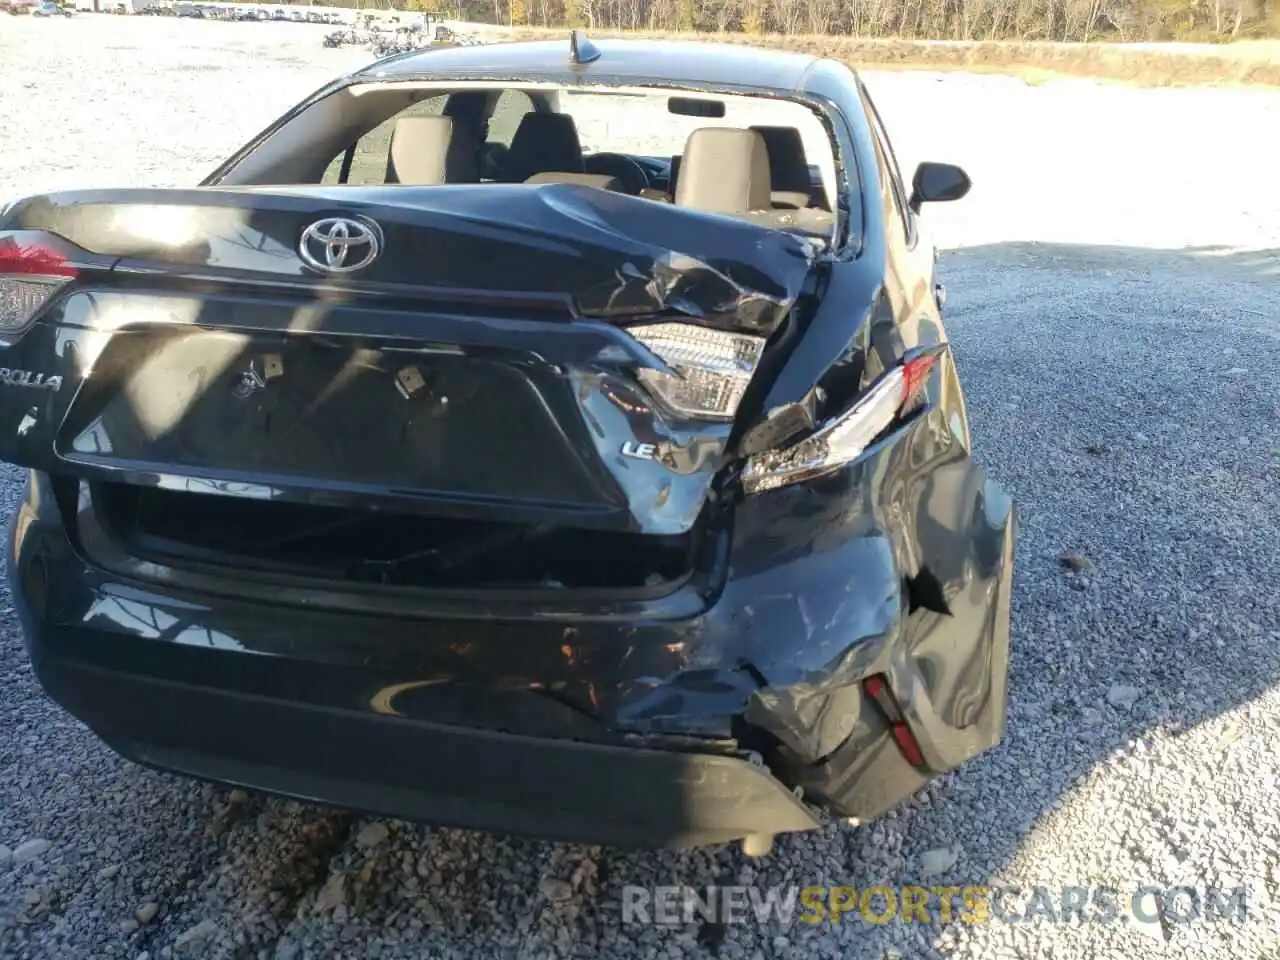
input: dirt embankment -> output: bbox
[483,25,1280,87]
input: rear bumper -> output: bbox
[10,422,1015,847]
[34,652,819,848]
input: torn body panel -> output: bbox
[610,407,1015,790]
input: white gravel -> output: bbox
[3,15,1280,960]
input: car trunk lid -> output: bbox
[3,183,816,328]
[0,184,818,586]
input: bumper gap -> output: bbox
[89,480,700,591]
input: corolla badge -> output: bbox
[298,216,382,274]
[0,369,61,391]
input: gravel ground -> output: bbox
[2,16,1280,960]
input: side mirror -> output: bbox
[908,162,971,213]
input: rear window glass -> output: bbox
[223,83,844,246]
[555,90,835,198]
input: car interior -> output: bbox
[373,90,837,239]
[220,83,842,243]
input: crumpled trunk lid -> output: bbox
[3,183,818,329]
[0,184,819,542]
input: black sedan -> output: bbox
[0,34,1015,854]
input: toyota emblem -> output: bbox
[298,216,382,274]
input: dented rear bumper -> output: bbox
[31,654,823,849]
[11,413,1014,848]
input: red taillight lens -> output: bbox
[889,724,925,767]
[899,353,938,413]
[0,232,78,336]
[0,235,78,278]
[863,673,926,767]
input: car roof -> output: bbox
[359,37,826,94]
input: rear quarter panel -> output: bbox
[729,61,1011,813]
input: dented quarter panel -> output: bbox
[615,407,1014,778]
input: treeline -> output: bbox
[515,0,1276,40]
[278,0,1280,41]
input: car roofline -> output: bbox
[353,37,837,97]
[342,73,830,103]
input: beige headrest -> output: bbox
[385,116,478,185]
[749,126,812,193]
[674,128,773,215]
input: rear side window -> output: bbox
[859,88,912,241]
[322,95,449,186]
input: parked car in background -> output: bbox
[31,0,73,14]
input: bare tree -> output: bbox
[446,0,1275,40]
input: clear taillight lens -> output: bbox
[0,232,77,336]
[742,354,937,494]
[627,322,766,421]
[0,278,69,333]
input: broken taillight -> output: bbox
[741,352,938,494]
[0,232,78,337]
[626,321,767,421]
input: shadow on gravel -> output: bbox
[875,240,1280,952]
[1,243,1279,960]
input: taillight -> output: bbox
[863,674,925,767]
[626,321,766,421]
[0,232,78,337]
[741,352,938,495]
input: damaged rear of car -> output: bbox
[2,37,1015,852]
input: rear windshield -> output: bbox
[215,82,843,244]
[525,88,835,198]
